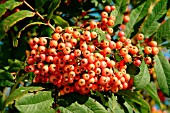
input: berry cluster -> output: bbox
[25,5,159,95]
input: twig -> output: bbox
[23,0,55,31]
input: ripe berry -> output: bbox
[90,21,97,29]
[104,5,111,12]
[101,11,108,18]
[42,65,49,73]
[107,19,114,27]
[123,15,130,23]
[78,79,86,86]
[118,31,125,37]
[82,73,90,80]
[148,41,157,47]
[144,57,152,65]
[111,5,116,10]
[55,26,63,33]
[58,43,65,50]
[39,37,47,46]
[52,33,61,40]
[116,41,123,49]
[133,59,141,67]
[152,47,159,55]
[144,46,152,54]
[65,27,73,33]
[119,48,128,56]
[136,33,144,40]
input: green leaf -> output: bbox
[114,0,129,14]
[95,91,107,106]
[47,0,61,20]
[154,18,170,44]
[0,80,14,87]
[124,102,134,113]
[125,0,151,38]
[0,72,14,87]
[118,90,150,113]
[107,94,124,113]
[91,0,99,7]
[15,91,55,113]
[111,0,129,27]
[0,72,13,81]
[0,0,23,17]
[52,15,69,28]
[13,38,18,47]
[58,97,108,113]
[57,107,72,113]
[5,86,43,107]
[140,0,168,37]
[8,60,22,72]
[18,22,47,38]
[134,60,150,90]
[67,102,93,113]
[0,10,35,40]
[145,82,161,107]
[154,51,170,97]
[92,28,107,43]
[84,97,108,113]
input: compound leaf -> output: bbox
[15,91,55,113]
[0,10,35,40]
[47,0,61,20]
[140,0,168,37]
[154,51,170,97]
[154,18,170,44]
[145,82,161,107]
[134,60,150,90]
[125,0,151,38]
[52,15,69,28]
[5,86,43,107]
[0,0,23,17]
[84,97,108,113]
[118,90,150,113]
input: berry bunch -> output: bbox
[25,5,159,95]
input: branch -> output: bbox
[23,0,55,31]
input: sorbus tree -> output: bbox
[0,0,170,113]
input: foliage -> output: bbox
[0,0,170,113]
